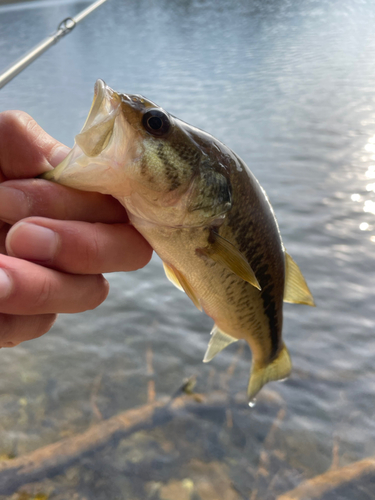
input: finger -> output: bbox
[6,218,153,274]
[0,223,8,254]
[0,313,57,347]
[0,179,128,225]
[0,111,69,179]
[0,255,109,315]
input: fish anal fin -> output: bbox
[248,343,292,402]
[168,265,202,311]
[197,233,261,290]
[203,325,238,363]
[163,262,184,292]
[284,252,315,307]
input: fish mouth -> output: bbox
[41,79,130,194]
[79,79,122,139]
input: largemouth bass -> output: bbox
[42,80,315,403]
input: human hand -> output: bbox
[0,111,152,347]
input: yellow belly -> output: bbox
[133,221,274,366]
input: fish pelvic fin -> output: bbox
[163,262,184,292]
[203,325,238,363]
[164,263,202,311]
[247,343,292,403]
[284,252,315,307]
[197,233,261,290]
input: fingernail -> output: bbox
[48,145,71,168]
[7,222,59,262]
[0,269,12,300]
[0,186,29,223]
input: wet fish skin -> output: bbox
[42,79,314,401]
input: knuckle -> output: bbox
[33,276,54,309]
[80,224,104,273]
[25,114,43,139]
[0,110,33,137]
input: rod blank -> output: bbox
[0,0,108,90]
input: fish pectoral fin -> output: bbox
[165,264,202,312]
[203,325,238,363]
[163,262,184,292]
[197,233,261,290]
[248,343,292,402]
[284,252,315,306]
[75,116,115,157]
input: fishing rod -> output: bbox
[0,0,108,90]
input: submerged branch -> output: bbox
[277,456,375,500]
[0,391,245,495]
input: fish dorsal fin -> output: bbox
[163,262,184,292]
[197,233,261,290]
[284,252,315,306]
[164,263,202,311]
[203,325,238,363]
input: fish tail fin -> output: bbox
[247,343,292,404]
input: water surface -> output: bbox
[0,0,375,498]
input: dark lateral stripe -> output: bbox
[226,210,281,360]
[156,144,182,191]
[140,158,148,176]
[256,265,280,360]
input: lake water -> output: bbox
[0,0,375,498]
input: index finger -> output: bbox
[0,179,128,225]
[0,111,128,224]
[0,110,69,180]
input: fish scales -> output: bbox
[227,156,285,359]
[42,79,315,402]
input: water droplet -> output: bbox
[248,398,256,408]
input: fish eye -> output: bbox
[142,109,171,136]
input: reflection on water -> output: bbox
[356,136,375,227]
[0,0,375,498]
